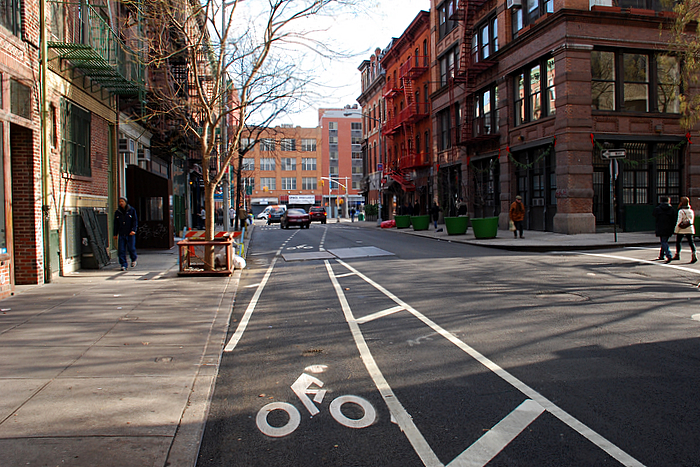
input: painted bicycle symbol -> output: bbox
[256,368,377,438]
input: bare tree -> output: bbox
[130,0,358,267]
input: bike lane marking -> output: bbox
[573,251,700,274]
[324,260,444,467]
[329,258,645,467]
[224,230,300,352]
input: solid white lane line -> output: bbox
[334,258,645,467]
[324,260,443,467]
[355,305,405,324]
[224,232,299,352]
[575,252,700,274]
[447,399,544,467]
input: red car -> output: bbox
[309,206,327,224]
[281,209,311,229]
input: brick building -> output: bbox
[237,125,323,216]
[357,49,386,212]
[318,107,364,218]
[444,0,698,233]
[381,10,433,216]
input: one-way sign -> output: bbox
[602,149,626,159]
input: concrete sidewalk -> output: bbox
[351,219,660,251]
[0,231,250,467]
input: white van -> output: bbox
[256,205,286,220]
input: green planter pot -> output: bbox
[394,215,412,229]
[411,215,431,231]
[471,216,499,239]
[444,216,469,235]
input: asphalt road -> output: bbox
[197,222,700,467]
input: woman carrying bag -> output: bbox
[672,196,697,264]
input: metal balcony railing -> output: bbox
[47,0,145,96]
[399,151,430,170]
[399,56,429,80]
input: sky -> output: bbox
[271,0,432,128]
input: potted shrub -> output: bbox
[410,215,430,231]
[444,216,469,235]
[470,216,499,239]
[394,215,411,229]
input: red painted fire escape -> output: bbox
[382,55,430,192]
[453,0,498,145]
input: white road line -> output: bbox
[324,261,443,467]
[573,252,700,274]
[333,258,645,467]
[447,399,544,467]
[355,305,405,324]
[319,226,328,251]
[334,272,356,278]
[224,231,299,352]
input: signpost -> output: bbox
[603,149,626,242]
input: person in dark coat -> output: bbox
[652,196,676,263]
[113,197,138,271]
[430,202,442,229]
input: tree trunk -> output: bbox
[204,182,216,270]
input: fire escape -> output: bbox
[382,55,430,192]
[453,0,498,145]
[47,0,145,100]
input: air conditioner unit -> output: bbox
[507,0,521,8]
[137,148,151,161]
[118,138,136,153]
[121,151,136,165]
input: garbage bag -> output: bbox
[380,220,396,229]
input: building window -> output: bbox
[281,177,297,190]
[242,158,254,171]
[62,101,91,176]
[329,166,338,175]
[438,0,457,39]
[302,177,316,190]
[240,138,255,150]
[330,151,338,160]
[473,17,498,63]
[328,122,338,130]
[281,138,296,151]
[351,134,362,144]
[438,108,451,151]
[260,138,275,151]
[439,47,459,87]
[352,151,362,159]
[281,157,296,171]
[301,158,316,170]
[1,0,22,36]
[591,50,679,113]
[351,122,361,130]
[301,138,316,151]
[514,58,555,126]
[512,0,553,37]
[49,104,57,147]
[329,135,338,144]
[11,79,31,119]
[474,85,499,137]
[260,177,276,190]
[260,158,275,171]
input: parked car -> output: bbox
[309,206,327,224]
[280,209,311,229]
[266,207,286,225]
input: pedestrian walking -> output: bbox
[199,207,206,229]
[350,207,356,222]
[113,197,138,271]
[430,202,442,229]
[672,196,697,263]
[228,206,235,228]
[652,196,676,263]
[413,201,421,216]
[509,195,525,238]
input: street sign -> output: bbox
[377,163,383,171]
[601,149,626,159]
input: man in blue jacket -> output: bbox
[113,197,138,271]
